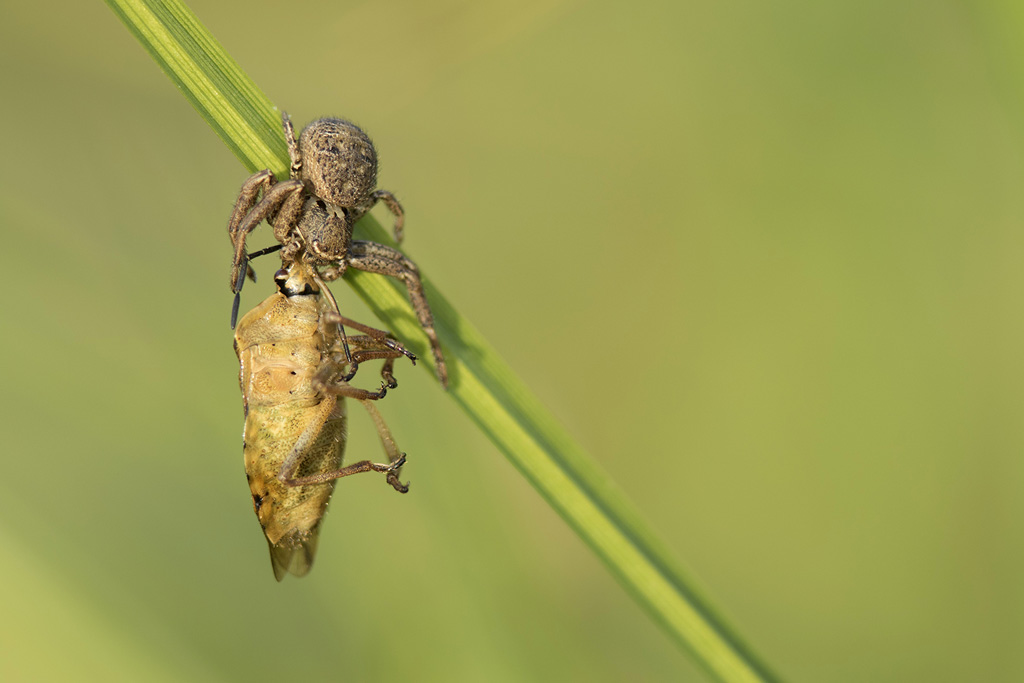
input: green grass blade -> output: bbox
[104,0,287,176]
[104,1,782,680]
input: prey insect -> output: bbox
[234,254,416,580]
[228,111,449,388]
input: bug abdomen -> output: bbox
[235,291,347,579]
[243,397,346,579]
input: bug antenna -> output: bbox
[231,245,285,328]
[312,267,355,373]
[231,291,242,330]
[248,244,284,260]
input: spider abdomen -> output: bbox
[300,118,377,207]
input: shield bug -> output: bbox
[234,256,416,580]
[227,112,448,388]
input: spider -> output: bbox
[227,112,448,388]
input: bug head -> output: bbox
[299,118,378,208]
[274,263,320,298]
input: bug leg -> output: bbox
[230,244,285,328]
[314,329,409,399]
[277,395,409,493]
[276,394,337,488]
[280,453,409,493]
[324,313,417,364]
[348,190,405,243]
[378,357,398,389]
[358,398,409,492]
[330,338,411,387]
[320,312,416,383]
[317,306,359,381]
[321,375,394,400]
[344,346,405,379]
[315,348,411,399]
[346,241,448,388]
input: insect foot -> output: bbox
[385,454,410,494]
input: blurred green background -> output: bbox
[1,0,1022,680]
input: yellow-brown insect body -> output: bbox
[234,263,343,580]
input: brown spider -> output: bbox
[227,112,448,388]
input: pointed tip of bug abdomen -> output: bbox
[267,533,320,581]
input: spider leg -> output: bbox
[229,179,304,294]
[271,186,306,246]
[346,241,448,388]
[348,189,405,243]
[227,170,276,283]
[228,170,275,244]
[282,111,303,180]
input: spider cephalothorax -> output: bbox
[227,112,447,388]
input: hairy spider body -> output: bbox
[235,258,415,580]
[300,118,377,207]
[228,112,448,388]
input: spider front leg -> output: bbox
[346,240,448,388]
[227,169,276,285]
[228,179,305,296]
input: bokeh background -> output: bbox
[2,1,1022,681]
